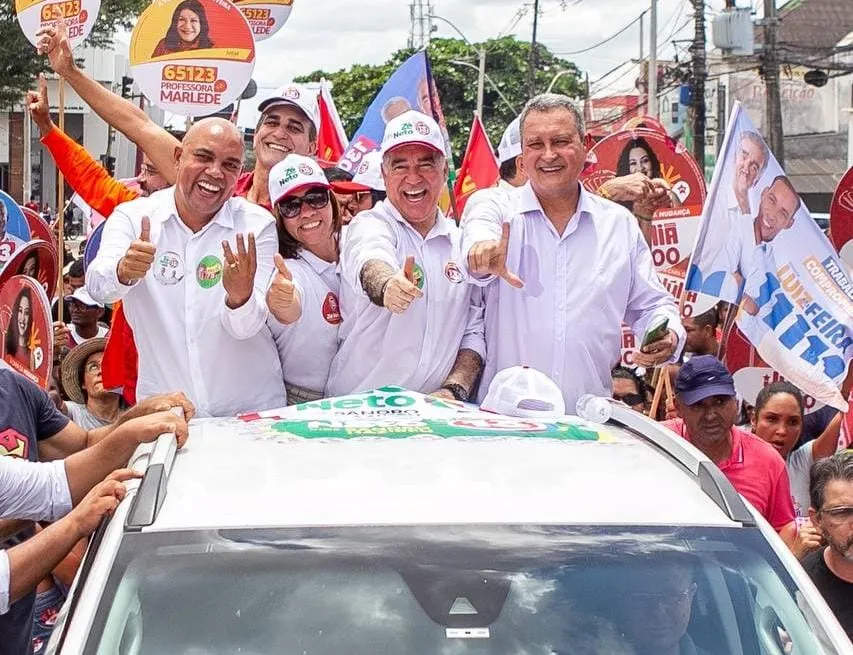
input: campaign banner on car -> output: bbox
[0,275,54,389]
[0,192,32,273]
[15,0,100,48]
[829,165,853,269]
[231,0,293,41]
[129,0,255,116]
[0,239,59,299]
[686,102,852,410]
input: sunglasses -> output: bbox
[614,393,645,407]
[277,188,330,219]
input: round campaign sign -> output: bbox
[0,240,59,299]
[829,165,853,269]
[231,0,293,41]
[0,192,32,273]
[0,275,54,389]
[129,0,256,116]
[15,0,100,48]
[83,220,105,272]
[19,205,56,251]
[620,115,669,135]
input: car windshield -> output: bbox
[83,525,840,655]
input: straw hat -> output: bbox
[60,337,107,404]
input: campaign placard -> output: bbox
[20,205,56,251]
[15,0,100,48]
[129,0,255,116]
[829,165,853,269]
[0,192,32,273]
[0,240,58,299]
[231,0,293,41]
[0,275,54,389]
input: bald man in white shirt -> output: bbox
[462,93,684,412]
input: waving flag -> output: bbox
[316,79,349,166]
[453,114,499,214]
[686,102,853,410]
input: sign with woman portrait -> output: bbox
[231,0,293,41]
[829,165,853,269]
[0,192,32,273]
[0,275,54,389]
[20,205,57,251]
[15,0,100,48]
[129,0,256,116]
[0,239,58,299]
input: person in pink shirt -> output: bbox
[663,355,798,549]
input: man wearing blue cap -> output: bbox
[665,355,797,545]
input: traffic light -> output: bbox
[120,76,133,98]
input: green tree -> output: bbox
[0,0,149,108]
[296,36,584,162]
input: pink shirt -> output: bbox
[663,419,796,531]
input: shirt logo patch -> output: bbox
[322,292,342,325]
[0,429,29,459]
[153,251,184,286]
[196,255,223,289]
[412,262,425,290]
[444,262,464,284]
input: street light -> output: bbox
[448,59,517,114]
[546,69,573,93]
[429,13,487,119]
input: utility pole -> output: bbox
[648,0,658,118]
[476,48,486,118]
[691,0,706,169]
[762,0,784,166]
[408,0,433,49]
[527,0,540,98]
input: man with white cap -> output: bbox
[330,151,387,223]
[86,118,286,416]
[37,22,319,211]
[496,117,527,189]
[62,287,108,348]
[462,93,684,413]
[327,111,485,400]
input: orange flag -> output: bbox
[453,114,499,215]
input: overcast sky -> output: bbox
[155,0,738,128]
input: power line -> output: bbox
[552,11,647,56]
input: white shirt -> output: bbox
[69,324,109,347]
[788,440,815,518]
[86,188,286,417]
[0,458,71,615]
[327,200,485,396]
[269,249,341,394]
[461,182,684,411]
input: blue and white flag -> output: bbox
[686,102,852,410]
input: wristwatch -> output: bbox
[441,383,469,402]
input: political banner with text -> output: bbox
[0,192,32,272]
[829,165,853,269]
[686,102,852,410]
[231,0,293,41]
[0,275,54,389]
[15,0,100,48]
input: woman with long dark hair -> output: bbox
[266,154,343,404]
[152,0,214,58]
[5,287,34,368]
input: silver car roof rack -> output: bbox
[125,432,179,532]
[608,403,756,526]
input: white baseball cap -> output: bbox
[480,366,566,419]
[331,151,386,194]
[380,110,445,157]
[257,83,320,132]
[268,154,330,206]
[65,286,104,308]
[497,117,522,164]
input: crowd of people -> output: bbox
[0,19,850,653]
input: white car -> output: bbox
[47,388,853,654]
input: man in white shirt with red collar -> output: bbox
[462,93,684,412]
[327,111,485,401]
[86,118,286,416]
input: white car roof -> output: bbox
[138,390,741,532]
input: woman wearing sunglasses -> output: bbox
[266,154,343,404]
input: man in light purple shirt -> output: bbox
[461,93,684,412]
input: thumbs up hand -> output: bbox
[118,216,157,285]
[267,253,301,323]
[383,255,424,314]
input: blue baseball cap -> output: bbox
[675,355,736,405]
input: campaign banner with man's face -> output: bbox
[15,0,100,48]
[0,275,53,389]
[0,192,32,273]
[129,0,255,116]
[231,0,293,41]
[581,128,709,316]
[829,165,853,269]
[686,102,852,411]
[0,240,58,299]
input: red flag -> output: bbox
[101,301,138,406]
[316,80,349,166]
[453,114,499,215]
